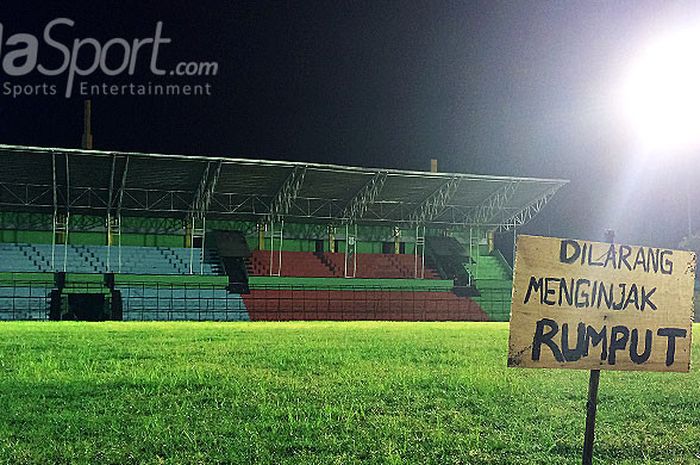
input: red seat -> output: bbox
[249,250,442,279]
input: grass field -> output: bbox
[0,321,699,465]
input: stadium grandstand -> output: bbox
[0,144,567,322]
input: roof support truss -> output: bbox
[341,171,387,224]
[107,155,117,213]
[461,180,520,227]
[267,166,307,222]
[96,153,131,220]
[51,151,71,213]
[498,183,562,231]
[115,156,129,217]
[409,176,461,225]
[190,160,222,219]
[106,154,130,214]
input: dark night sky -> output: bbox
[1,1,699,247]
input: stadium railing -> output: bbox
[0,279,514,322]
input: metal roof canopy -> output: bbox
[0,144,568,231]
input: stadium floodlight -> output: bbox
[619,24,700,153]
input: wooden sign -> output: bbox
[508,235,696,372]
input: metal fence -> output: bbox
[119,282,248,321]
[472,279,513,322]
[0,282,52,320]
[0,280,516,322]
[116,282,491,321]
[240,284,488,321]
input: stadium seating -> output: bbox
[2,243,442,279]
[248,250,440,279]
[249,250,335,277]
[0,243,218,275]
[248,250,271,275]
[0,240,513,322]
[120,286,249,321]
[319,252,441,279]
[0,144,561,324]
[425,236,472,284]
[243,289,488,321]
[0,243,52,272]
[470,252,513,321]
[472,254,511,281]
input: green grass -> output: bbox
[0,321,699,465]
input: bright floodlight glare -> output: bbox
[620,25,700,153]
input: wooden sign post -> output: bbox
[508,235,696,463]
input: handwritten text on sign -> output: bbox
[508,235,696,372]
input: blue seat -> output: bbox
[0,243,221,275]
